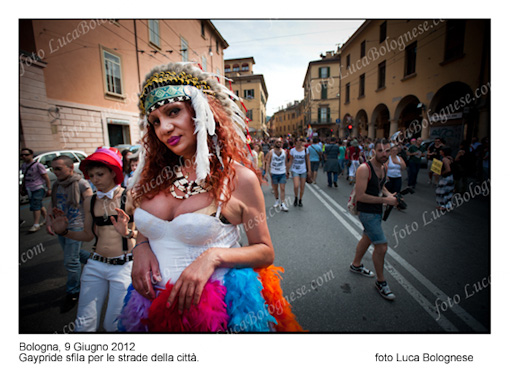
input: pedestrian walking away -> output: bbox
[406,138,422,190]
[265,139,289,211]
[349,139,398,301]
[288,138,311,207]
[46,155,93,312]
[50,147,137,332]
[323,137,341,188]
[338,140,347,177]
[20,148,52,232]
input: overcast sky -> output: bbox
[212,19,365,117]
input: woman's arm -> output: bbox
[399,156,407,171]
[167,165,274,313]
[286,151,293,177]
[131,231,162,299]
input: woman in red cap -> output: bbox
[51,146,137,332]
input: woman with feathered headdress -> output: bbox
[117,62,303,332]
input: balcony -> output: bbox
[308,118,333,125]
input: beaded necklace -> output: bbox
[169,169,211,199]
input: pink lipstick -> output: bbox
[167,136,180,146]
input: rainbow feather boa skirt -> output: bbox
[117,265,304,333]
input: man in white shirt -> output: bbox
[264,140,289,212]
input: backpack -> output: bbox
[347,163,384,216]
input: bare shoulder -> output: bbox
[234,163,259,190]
[356,162,370,177]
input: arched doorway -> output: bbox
[355,109,368,137]
[342,113,353,138]
[394,95,422,139]
[371,104,390,138]
[428,82,474,152]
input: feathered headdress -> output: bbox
[130,62,248,188]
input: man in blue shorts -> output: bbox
[349,139,398,300]
[308,137,323,184]
[264,140,289,212]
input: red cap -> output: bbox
[79,147,124,185]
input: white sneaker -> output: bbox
[280,203,289,212]
[39,218,46,226]
[28,224,41,232]
[273,199,280,208]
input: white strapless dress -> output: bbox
[134,207,241,288]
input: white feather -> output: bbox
[187,86,215,183]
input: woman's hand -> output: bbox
[46,214,56,236]
[51,208,68,234]
[132,239,162,299]
[167,248,219,314]
[111,208,130,237]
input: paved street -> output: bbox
[19,167,490,333]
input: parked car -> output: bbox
[20,149,87,204]
[114,144,140,154]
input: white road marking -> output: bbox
[307,183,487,332]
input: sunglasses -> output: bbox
[20,153,31,157]
[52,166,64,171]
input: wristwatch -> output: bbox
[123,229,134,239]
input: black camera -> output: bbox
[382,188,411,221]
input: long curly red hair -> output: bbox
[133,95,258,205]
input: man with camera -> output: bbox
[349,139,398,301]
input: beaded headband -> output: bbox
[139,70,214,115]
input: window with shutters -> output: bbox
[359,74,365,97]
[102,48,124,97]
[321,82,328,99]
[202,56,207,72]
[379,21,387,43]
[318,107,330,123]
[378,61,386,89]
[181,37,188,61]
[444,20,465,62]
[319,66,330,78]
[404,41,417,77]
[244,89,255,99]
[148,20,160,48]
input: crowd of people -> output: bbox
[249,133,489,212]
[246,133,488,300]
[20,61,490,329]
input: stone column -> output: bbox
[389,119,399,137]
[368,123,375,139]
